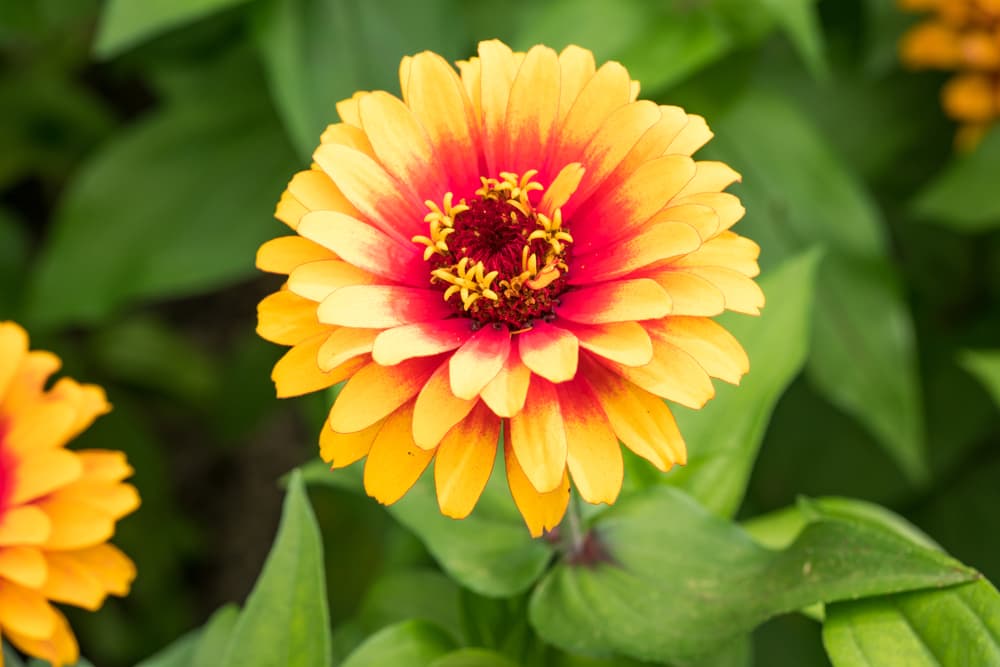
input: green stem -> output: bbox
[563,489,586,556]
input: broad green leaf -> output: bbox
[251,0,463,157]
[26,69,298,330]
[707,87,927,482]
[429,649,521,667]
[512,0,651,62]
[219,470,331,667]
[2,645,25,667]
[302,457,554,598]
[134,630,200,667]
[341,620,457,667]
[530,486,976,663]
[959,349,1000,408]
[912,127,1000,232]
[191,605,240,667]
[664,249,820,516]
[94,0,250,58]
[88,315,219,402]
[357,570,463,641]
[759,0,828,80]
[823,579,1000,666]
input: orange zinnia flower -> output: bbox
[257,40,762,536]
[899,0,1000,148]
[0,322,138,666]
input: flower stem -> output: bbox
[563,489,586,556]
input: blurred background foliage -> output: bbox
[0,0,998,665]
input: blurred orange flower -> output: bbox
[0,322,139,666]
[900,0,1000,148]
[257,40,761,536]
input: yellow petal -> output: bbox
[4,605,78,667]
[674,231,760,277]
[556,45,596,123]
[52,482,140,521]
[645,269,726,317]
[667,114,713,156]
[329,357,439,433]
[65,544,136,597]
[317,327,379,372]
[517,323,579,384]
[674,161,742,199]
[319,418,384,469]
[4,402,77,456]
[256,236,335,275]
[363,404,434,505]
[9,448,83,505]
[686,266,765,315]
[480,346,532,418]
[434,402,499,519]
[612,336,716,409]
[0,582,57,639]
[38,498,115,550]
[505,440,569,539]
[509,377,567,493]
[538,162,585,217]
[257,290,322,346]
[358,91,443,197]
[503,44,560,171]
[448,325,511,400]
[557,380,622,505]
[75,451,133,483]
[561,321,653,367]
[0,546,47,588]
[38,551,107,611]
[649,317,749,385]
[0,506,51,546]
[549,61,632,170]
[477,39,520,170]
[0,320,29,399]
[412,360,476,450]
[335,91,365,127]
[272,332,356,398]
[287,259,377,303]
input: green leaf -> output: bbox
[341,620,457,667]
[303,457,554,598]
[0,209,28,317]
[707,87,927,482]
[912,127,1000,232]
[191,605,240,667]
[28,660,95,667]
[429,649,521,667]
[959,349,1000,408]
[664,248,820,516]
[529,486,977,663]
[2,644,25,667]
[134,630,200,667]
[94,0,250,59]
[823,579,1000,666]
[357,569,463,641]
[25,63,298,330]
[251,0,463,157]
[219,470,331,667]
[759,0,828,80]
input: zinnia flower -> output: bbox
[0,322,138,666]
[257,40,761,536]
[899,0,1000,148]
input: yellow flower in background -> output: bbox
[257,40,761,536]
[0,323,138,666]
[900,0,1000,148]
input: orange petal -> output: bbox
[372,320,473,367]
[287,260,377,303]
[287,167,361,218]
[329,357,440,433]
[38,498,114,550]
[611,335,715,409]
[319,418,384,469]
[359,91,444,199]
[0,546,47,588]
[556,45,597,124]
[272,333,353,398]
[4,605,78,667]
[648,317,749,385]
[557,379,622,505]
[412,360,476,450]
[571,221,702,284]
[66,544,136,597]
[316,327,379,372]
[518,323,579,383]
[0,321,29,398]
[38,551,107,611]
[51,481,140,521]
[434,402,499,519]
[318,285,453,328]
[480,345,531,418]
[449,325,511,400]
[667,114,713,156]
[0,506,51,546]
[477,39,520,172]
[557,279,671,324]
[4,402,76,455]
[363,404,434,505]
[297,211,425,286]
[75,451,133,483]
[256,236,335,275]
[558,320,653,367]
[404,51,479,193]
[509,377,567,493]
[582,357,685,470]
[503,45,560,172]
[10,449,83,505]
[644,269,725,316]
[0,582,57,639]
[257,290,321,346]
[505,440,569,538]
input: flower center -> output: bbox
[413,171,574,329]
